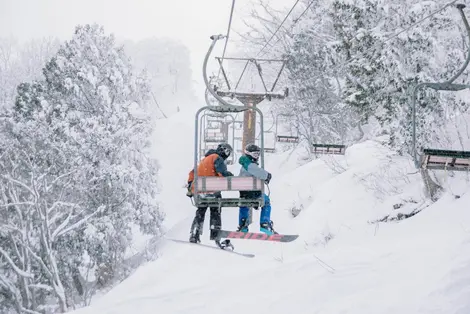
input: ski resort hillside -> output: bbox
[70,108,470,314]
[3,1,470,314]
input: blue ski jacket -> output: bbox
[238,155,269,199]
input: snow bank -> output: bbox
[71,107,470,314]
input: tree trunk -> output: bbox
[420,169,443,202]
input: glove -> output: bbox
[265,173,272,184]
[186,182,193,198]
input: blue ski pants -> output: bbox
[239,194,271,225]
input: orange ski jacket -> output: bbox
[187,149,232,193]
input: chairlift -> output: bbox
[275,113,300,143]
[410,4,470,171]
[204,130,226,142]
[207,119,222,129]
[311,143,346,155]
[421,149,470,170]
[191,34,269,209]
[202,89,237,165]
[276,135,299,143]
[193,105,267,209]
[209,37,288,184]
[258,129,276,153]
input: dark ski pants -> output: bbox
[190,206,221,240]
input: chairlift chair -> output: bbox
[193,105,267,209]
[276,135,299,143]
[311,143,347,155]
[197,36,268,208]
[420,149,470,171]
[207,120,222,129]
[202,91,237,165]
[275,113,300,143]
[204,130,226,142]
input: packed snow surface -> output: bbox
[72,109,470,314]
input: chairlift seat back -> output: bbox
[194,176,265,208]
[276,135,299,143]
[312,144,346,155]
[204,130,226,142]
[421,149,470,171]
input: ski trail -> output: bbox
[70,109,470,314]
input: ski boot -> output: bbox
[216,239,234,251]
[189,229,201,243]
[211,226,234,250]
[237,218,249,233]
[260,220,278,236]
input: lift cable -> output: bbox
[258,0,315,58]
[256,0,301,57]
[217,0,236,81]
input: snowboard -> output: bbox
[217,230,299,242]
[166,238,255,258]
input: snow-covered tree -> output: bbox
[0,37,59,109]
[1,23,163,313]
[270,0,470,154]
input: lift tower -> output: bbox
[209,36,289,150]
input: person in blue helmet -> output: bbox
[237,143,277,235]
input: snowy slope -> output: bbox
[72,109,470,314]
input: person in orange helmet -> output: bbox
[186,143,233,243]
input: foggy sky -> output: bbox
[0,0,291,100]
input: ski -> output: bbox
[217,230,299,242]
[166,238,255,258]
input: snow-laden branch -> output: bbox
[21,308,43,314]
[45,169,77,192]
[0,201,35,208]
[24,246,54,280]
[0,247,34,279]
[0,223,23,236]
[52,205,104,240]
[27,283,53,292]
[1,175,37,201]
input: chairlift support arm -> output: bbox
[213,56,288,96]
[202,33,265,152]
[216,57,232,91]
